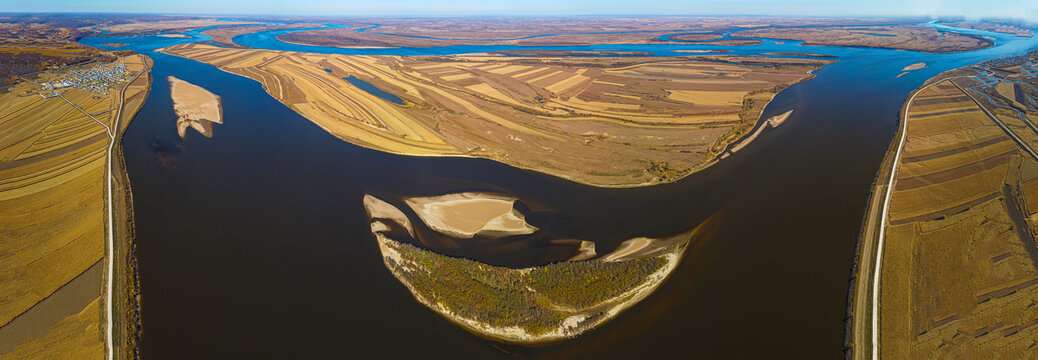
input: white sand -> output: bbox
[363,194,415,237]
[404,192,537,239]
[168,76,222,139]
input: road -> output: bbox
[952,81,1038,162]
[59,58,148,360]
[855,75,1037,360]
[853,77,966,360]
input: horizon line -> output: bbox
[0,11,1022,20]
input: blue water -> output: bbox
[343,75,405,105]
[79,21,1038,359]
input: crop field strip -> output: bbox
[0,87,108,356]
[880,79,1038,358]
[0,55,149,358]
[162,43,826,186]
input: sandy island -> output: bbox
[168,76,222,138]
[404,192,538,239]
[727,109,794,154]
[157,34,190,38]
[896,62,927,78]
[364,193,695,343]
[901,62,927,71]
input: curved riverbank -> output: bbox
[73,19,1038,359]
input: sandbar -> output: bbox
[404,192,537,239]
[168,76,222,138]
[901,62,926,71]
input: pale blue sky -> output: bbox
[4,0,1037,20]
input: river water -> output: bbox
[80,23,1037,359]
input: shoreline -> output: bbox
[844,73,954,360]
[110,54,153,360]
[274,36,399,49]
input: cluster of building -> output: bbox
[976,49,1038,71]
[39,63,127,95]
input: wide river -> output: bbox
[81,23,1037,358]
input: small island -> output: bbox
[364,193,691,343]
[168,76,222,138]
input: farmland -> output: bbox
[97,19,257,37]
[873,59,1038,358]
[0,54,150,358]
[733,25,993,53]
[160,43,829,186]
[944,21,1034,37]
[276,16,923,48]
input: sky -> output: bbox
[3,0,1038,20]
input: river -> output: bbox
[80,22,1037,359]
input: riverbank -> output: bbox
[110,54,152,360]
[845,71,920,360]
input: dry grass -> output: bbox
[945,22,1034,37]
[735,25,992,53]
[880,79,1038,358]
[0,55,149,357]
[99,19,255,36]
[161,43,828,186]
[275,16,922,48]
[0,297,104,360]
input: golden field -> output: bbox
[0,54,150,359]
[160,43,828,186]
[735,25,993,53]
[99,19,255,36]
[275,16,923,48]
[878,78,1038,358]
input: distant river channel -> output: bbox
[81,23,1038,359]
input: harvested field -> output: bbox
[160,43,829,186]
[944,22,1034,37]
[878,78,1038,358]
[734,25,993,53]
[0,55,150,357]
[1,297,104,359]
[276,16,922,48]
[99,19,255,36]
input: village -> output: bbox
[39,62,127,96]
